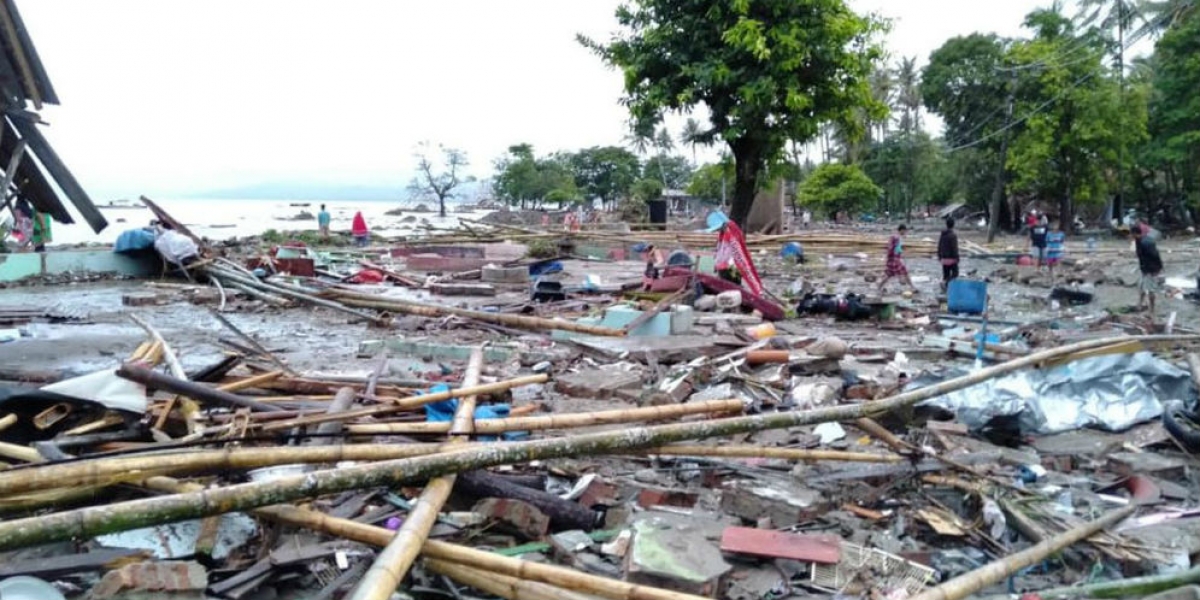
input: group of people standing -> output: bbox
[315,204,371,247]
[877,214,1167,321]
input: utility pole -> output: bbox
[1114,0,1127,223]
[987,71,1018,243]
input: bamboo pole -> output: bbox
[1026,565,1200,600]
[0,414,17,433]
[345,399,745,435]
[128,315,186,379]
[259,374,548,432]
[216,370,284,392]
[349,348,483,600]
[204,266,387,325]
[0,440,899,497]
[0,335,1188,552]
[116,364,284,413]
[907,505,1137,600]
[328,289,626,337]
[225,499,708,600]
[644,445,904,463]
[0,443,458,497]
[427,559,604,600]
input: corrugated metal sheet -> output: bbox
[0,1,106,234]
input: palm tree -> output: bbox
[680,118,702,165]
[868,66,895,142]
[894,56,922,135]
[1135,0,1196,37]
[651,127,675,187]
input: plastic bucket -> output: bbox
[947,279,987,314]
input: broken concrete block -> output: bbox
[636,487,699,510]
[719,527,841,563]
[626,516,731,597]
[555,369,643,399]
[90,560,207,599]
[550,529,594,556]
[122,292,161,307]
[482,265,529,284]
[473,498,550,540]
[720,480,825,528]
[1108,451,1187,480]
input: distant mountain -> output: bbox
[184,181,407,202]
[184,179,489,203]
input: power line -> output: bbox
[945,71,1097,153]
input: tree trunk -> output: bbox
[728,137,763,228]
[438,194,447,218]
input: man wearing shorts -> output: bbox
[1030,216,1049,268]
[1134,224,1163,319]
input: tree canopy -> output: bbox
[798,163,882,217]
[581,0,886,227]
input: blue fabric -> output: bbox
[317,210,331,227]
[420,383,524,440]
[705,211,729,232]
[113,229,156,254]
[781,242,804,259]
[529,261,563,277]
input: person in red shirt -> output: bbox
[351,211,370,247]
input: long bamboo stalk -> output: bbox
[259,374,548,432]
[1026,565,1200,600]
[0,335,1186,552]
[216,370,284,392]
[644,445,904,463]
[230,499,708,600]
[348,348,483,600]
[0,443,454,496]
[427,559,604,600]
[328,289,626,337]
[908,505,1137,600]
[345,399,745,435]
[0,414,17,433]
[204,266,387,324]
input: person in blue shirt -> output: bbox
[1045,219,1066,285]
[317,204,331,240]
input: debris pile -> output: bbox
[1,202,1198,600]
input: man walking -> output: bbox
[1134,224,1163,320]
[937,217,960,291]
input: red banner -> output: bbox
[714,221,764,297]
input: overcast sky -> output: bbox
[21,0,1070,200]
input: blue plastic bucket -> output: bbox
[947,279,987,314]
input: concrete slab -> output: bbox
[555,369,644,398]
[567,335,741,364]
[626,516,731,597]
[0,251,159,283]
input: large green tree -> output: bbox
[1148,6,1200,212]
[581,0,886,228]
[687,156,735,203]
[921,33,1012,237]
[1005,9,1133,228]
[797,163,882,217]
[568,146,641,210]
[493,145,580,209]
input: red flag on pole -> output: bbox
[714,221,764,296]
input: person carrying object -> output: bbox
[1133,223,1163,320]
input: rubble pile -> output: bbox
[1,204,1199,600]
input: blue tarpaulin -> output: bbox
[113,228,155,254]
[420,383,524,440]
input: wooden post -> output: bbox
[116,364,284,413]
